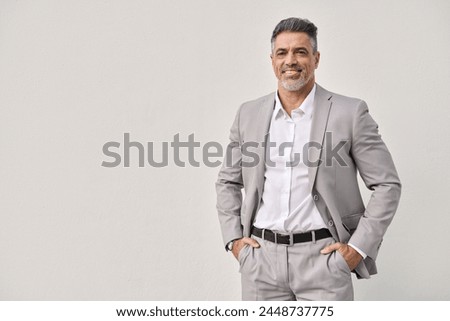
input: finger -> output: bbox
[232,243,243,259]
[231,239,244,257]
[242,237,260,248]
[320,242,342,254]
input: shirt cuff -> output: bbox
[348,243,367,259]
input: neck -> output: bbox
[278,79,315,116]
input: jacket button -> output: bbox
[313,194,319,201]
[328,220,334,227]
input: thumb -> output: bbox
[320,242,342,254]
[244,237,260,248]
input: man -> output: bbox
[216,17,401,300]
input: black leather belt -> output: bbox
[251,226,332,245]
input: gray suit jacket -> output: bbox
[216,84,401,278]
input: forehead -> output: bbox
[273,32,312,50]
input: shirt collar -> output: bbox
[274,84,316,120]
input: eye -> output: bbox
[276,51,286,57]
[295,49,308,55]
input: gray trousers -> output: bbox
[238,235,354,301]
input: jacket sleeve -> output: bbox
[348,100,402,259]
[215,105,244,248]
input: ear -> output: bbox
[314,51,320,69]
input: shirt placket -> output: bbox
[280,117,295,219]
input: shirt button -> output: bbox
[313,194,319,201]
[328,220,334,227]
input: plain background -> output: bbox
[1,0,449,300]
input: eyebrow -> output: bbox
[275,46,309,53]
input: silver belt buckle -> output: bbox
[288,232,294,246]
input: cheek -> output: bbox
[273,64,282,76]
[305,61,316,71]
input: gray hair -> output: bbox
[271,17,318,53]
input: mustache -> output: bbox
[281,65,303,73]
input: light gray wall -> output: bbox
[1,0,449,300]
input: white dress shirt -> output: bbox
[254,85,327,233]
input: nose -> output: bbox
[285,51,297,65]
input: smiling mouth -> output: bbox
[282,69,302,75]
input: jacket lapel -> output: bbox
[255,93,276,196]
[251,86,332,195]
[308,84,333,191]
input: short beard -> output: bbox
[280,74,311,92]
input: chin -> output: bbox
[281,80,307,91]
